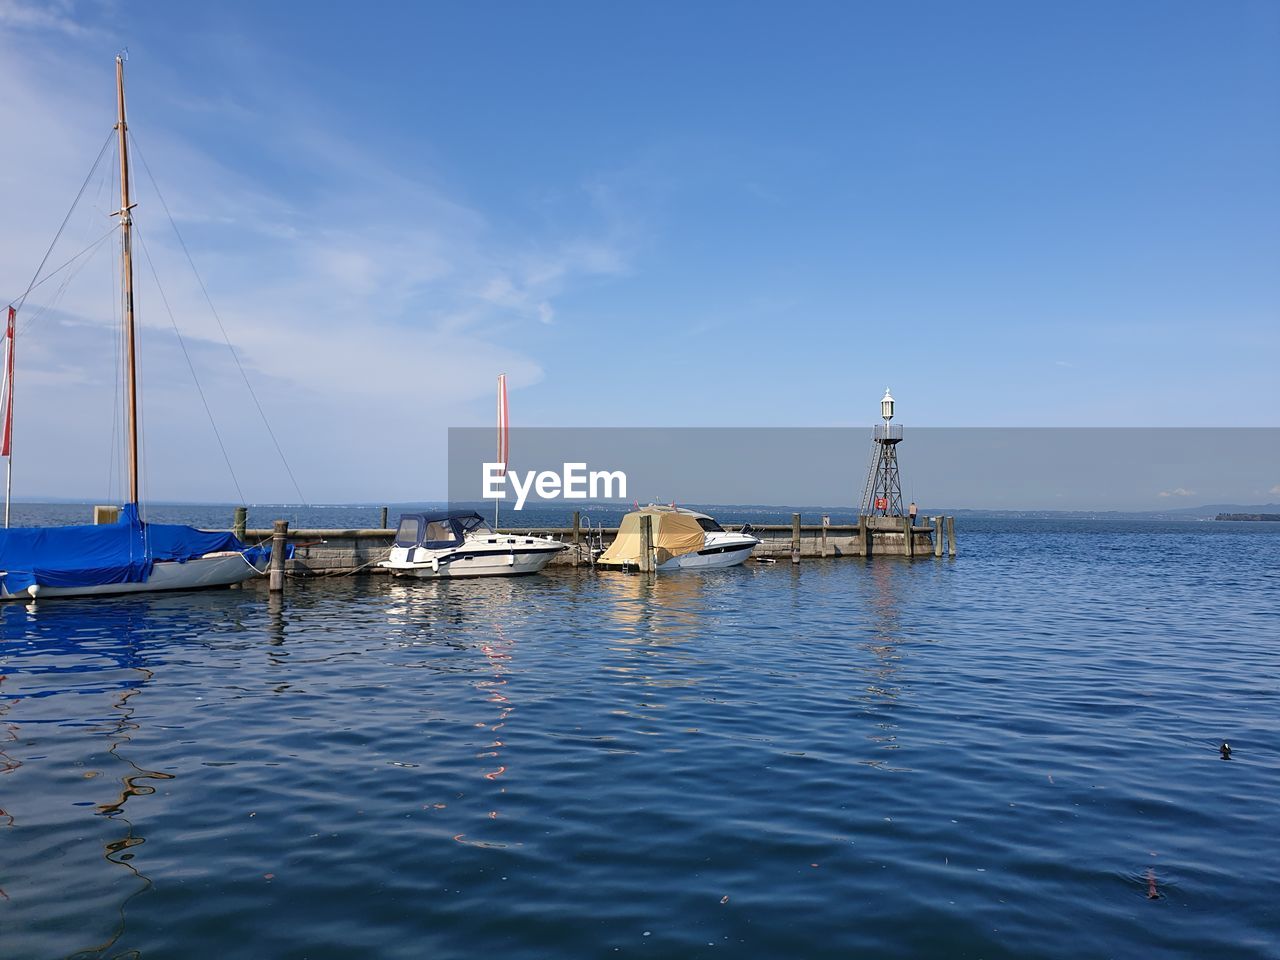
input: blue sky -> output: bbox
[0,0,1276,503]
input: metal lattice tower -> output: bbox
[859,388,905,516]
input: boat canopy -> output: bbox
[597,508,706,567]
[0,504,253,594]
[394,511,489,550]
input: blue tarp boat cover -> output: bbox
[0,504,256,594]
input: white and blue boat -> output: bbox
[378,511,565,579]
[0,505,267,601]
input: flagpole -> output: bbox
[3,306,14,528]
[495,373,508,531]
[494,374,499,529]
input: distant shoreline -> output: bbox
[7,499,1280,522]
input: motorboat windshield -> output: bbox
[393,511,491,549]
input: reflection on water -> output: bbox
[454,615,517,850]
[857,559,909,771]
[71,661,164,960]
[0,673,20,830]
[594,568,712,645]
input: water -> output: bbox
[1,521,1277,958]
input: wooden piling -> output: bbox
[639,514,654,573]
[947,516,956,557]
[572,511,581,567]
[934,517,943,557]
[233,506,247,541]
[269,519,288,592]
[379,506,389,529]
[902,514,914,558]
[791,513,801,564]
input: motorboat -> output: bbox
[597,505,759,571]
[378,510,566,579]
[672,508,761,569]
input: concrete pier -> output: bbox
[241,515,955,577]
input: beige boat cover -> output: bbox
[597,509,706,566]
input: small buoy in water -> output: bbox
[26,584,39,598]
[1220,742,1232,760]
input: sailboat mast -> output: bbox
[115,55,140,506]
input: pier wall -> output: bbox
[244,516,950,577]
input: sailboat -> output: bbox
[0,57,268,601]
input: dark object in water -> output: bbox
[1220,742,1232,760]
[1146,868,1159,900]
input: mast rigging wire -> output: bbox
[14,228,119,336]
[134,225,246,506]
[128,131,308,506]
[7,130,115,314]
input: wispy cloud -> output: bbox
[1270,484,1280,496]
[1157,487,1196,498]
[0,0,88,35]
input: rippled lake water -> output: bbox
[2,521,1277,958]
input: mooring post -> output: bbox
[934,517,943,557]
[269,519,288,592]
[639,514,654,573]
[902,514,914,558]
[947,516,956,557]
[820,515,829,558]
[791,513,801,564]
[233,506,247,542]
[379,506,389,529]
[572,511,581,567]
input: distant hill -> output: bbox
[1158,502,1280,519]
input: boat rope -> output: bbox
[7,130,115,314]
[127,131,308,506]
[230,535,391,578]
[133,225,246,506]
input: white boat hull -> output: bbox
[1,553,264,601]
[658,535,758,571]
[379,538,565,580]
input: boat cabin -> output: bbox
[394,511,491,550]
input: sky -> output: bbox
[0,0,1277,505]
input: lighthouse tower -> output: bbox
[860,388,905,516]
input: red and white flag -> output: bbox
[1,306,14,458]
[495,373,508,477]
